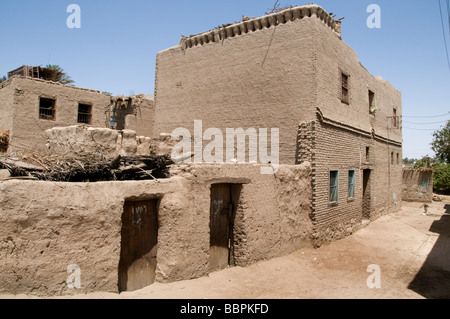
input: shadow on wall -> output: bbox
[408,204,450,298]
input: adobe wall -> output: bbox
[0,81,14,140]
[298,118,402,246]
[312,18,402,144]
[124,96,154,138]
[0,162,312,296]
[4,77,112,152]
[402,168,433,203]
[45,125,152,157]
[154,14,318,164]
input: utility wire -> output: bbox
[439,0,450,71]
[403,120,449,125]
[403,112,450,118]
[403,127,437,131]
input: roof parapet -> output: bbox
[179,4,341,50]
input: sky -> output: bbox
[0,0,449,160]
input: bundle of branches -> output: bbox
[0,153,173,182]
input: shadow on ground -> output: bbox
[408,204,450,298]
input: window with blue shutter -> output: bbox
[329,170,339,205]
[348,169,355,199]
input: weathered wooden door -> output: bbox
[210,184,234,271]
[119,200,158,292]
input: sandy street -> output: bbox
[3,198,448,300]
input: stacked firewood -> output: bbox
[0,153,173,182]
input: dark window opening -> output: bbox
[366,147,370,162]
[392,108,398,128]
[78,103,92,124]
[369,90,375,114]
[39,98,56,120]
[397,153,399,165]
[391,152,394,165]
[341,73,349,104]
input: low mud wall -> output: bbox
[402,168,433,203]
[0,162,312,296]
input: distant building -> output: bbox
[0,76,154,153]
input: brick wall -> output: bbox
[298,117,403,246]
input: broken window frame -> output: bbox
[39,97,56,121]
[77,103,93,124]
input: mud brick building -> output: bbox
[0,76,154,153]
[154,4,403,244]
[0,4,404,296]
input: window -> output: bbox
[392,108,398,128]
[369,90,375,114]
[391,152,394,165]
[78,103,92,124]
[348,170,356,199]
[341,73,349,104]
[366,147,370,162]
[329,170,339,205]
[396,153,399,165]
[39,97,56,120]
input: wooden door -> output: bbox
[210,184,233,271]
[119,200,158,292]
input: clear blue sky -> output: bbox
[1,0,449,160]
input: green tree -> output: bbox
[0,75,6,83]
[431,120,450,164]
[41,65,75,85]
[433,163,450,193]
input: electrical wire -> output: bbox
[403,127,438,131]
[439,0,450,71]
[403,120,449,125]
[403,112,450,118]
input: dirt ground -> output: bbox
[2,198,449,299]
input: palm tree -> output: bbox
[41,65,75,85]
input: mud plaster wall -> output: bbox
[402,169,433,203]
[1,77,111,153]
[154,17,317,165]
[0,84,14,138]
[312,18,402,144]
[0,163,312,296]
[124,98,155,139]
[45,126,152,157]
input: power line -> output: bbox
[403,112,450,118]
[439,0,450,71]
[403,120,449,125]
[403,127,437,131]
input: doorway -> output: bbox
[118,199,158,292]
[362,169,372,220]
[209,183,241,271]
